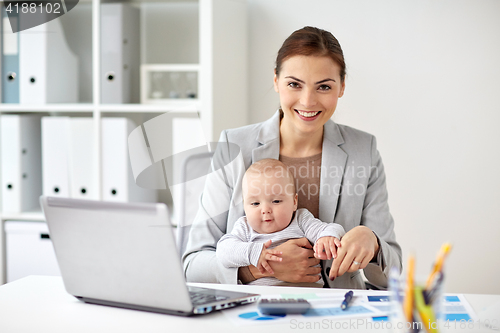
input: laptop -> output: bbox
[40,196,259,316]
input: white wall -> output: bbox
[246,0,500,294]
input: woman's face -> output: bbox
[274,55,345,135]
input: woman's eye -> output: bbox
[287,81,300,88]
[318,84,331,91]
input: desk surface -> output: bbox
[0,276,498,333]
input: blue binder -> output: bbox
[1,8,19,103]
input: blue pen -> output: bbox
[341,290,354,310]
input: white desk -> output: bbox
[0,276,498,333]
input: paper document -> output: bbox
[223,292,479,327]
[223,292,385,326]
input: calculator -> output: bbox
[257,298,311,315]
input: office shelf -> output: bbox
[0,104,95,113]
[0,0,248,285]
[99,102,201,113]
[0,211,46,222]
[0,103,200,113]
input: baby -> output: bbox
[216,158,345,287]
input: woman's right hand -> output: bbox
[250,238,321,283]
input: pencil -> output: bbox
[426,242,452,289]
[403,254,415,322]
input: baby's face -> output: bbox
[242,172,297,234]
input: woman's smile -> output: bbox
[295,109,322,121]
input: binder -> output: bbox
[1,115,42,213]
[68,118,97,200]
[101,3,140,103]
[101,117,157,202]
[1,9,19,103]
[43,117,155,202]
[170,117,207,225]
[41,117,71,197]
[18,17,78,104]
[42,117,97,200]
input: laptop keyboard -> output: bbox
[189,291,230,306]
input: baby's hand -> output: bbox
[257,240,283,275]
[314,237,341,260]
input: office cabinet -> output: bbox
[5,221,61,282]
[0,0,248,284]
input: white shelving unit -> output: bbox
[0,0,248,284]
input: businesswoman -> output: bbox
[182,26,401,289]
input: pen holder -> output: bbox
[389,271,445,333]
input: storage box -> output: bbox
[141,64,199,104]
[5,221,61,282]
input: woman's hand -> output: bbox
[249,238,321,283]
[328,226,379,280]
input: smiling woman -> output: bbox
[183,26,402,290]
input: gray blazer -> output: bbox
[182,111,402,289]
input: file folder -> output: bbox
[170,117,207,225]
[43,117,153,203]
[19,17,78,104]
[1,9,19,103]
[41,117,71,197]
[101,3,140,103]
[68,118,98,200]
[102,117,157,202]
[1,115,42,213]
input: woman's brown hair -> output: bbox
[275,26,346,82]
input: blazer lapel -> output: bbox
[252,143,279,163]
[251,111,281,163]
[319,121,347,223]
